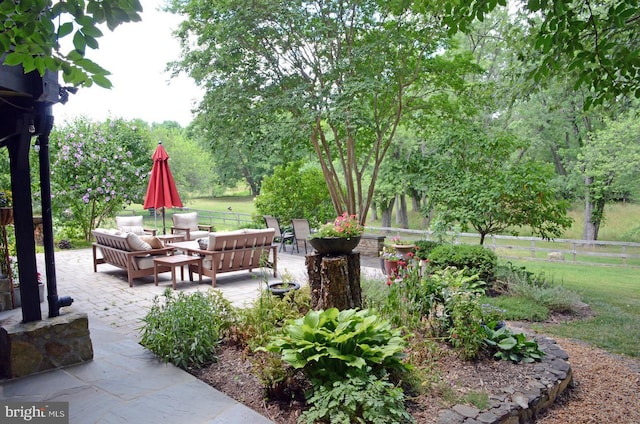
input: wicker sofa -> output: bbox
[92,229,174,287]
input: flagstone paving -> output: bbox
[1,247,383,423]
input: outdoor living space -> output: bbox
[0,247,327,424]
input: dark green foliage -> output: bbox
[413,240,441,260]
[140,289,237,369]
[449,292,485,360]
[427,244,497,285]
[483,324,545,363]
[1,1,142,87]
[443,0,640,107]
[254,161,334,227]
[300,370,415,424]
[262,308,409,384]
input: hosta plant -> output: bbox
[483,323,545,363]
[261,308,409,384]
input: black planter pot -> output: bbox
[307,236,361,255]
[268,281,301,297]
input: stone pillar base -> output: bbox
[0,312,93,379]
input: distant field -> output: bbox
[124,197,640,243]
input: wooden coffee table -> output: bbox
[153,254,202,289]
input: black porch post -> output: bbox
[7,113,41,322]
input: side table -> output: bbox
[156,234,185,245]
[153,254,202,289]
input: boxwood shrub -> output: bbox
[414,240,441,260]
[427,244,497,285]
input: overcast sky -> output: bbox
[52,1,202,128]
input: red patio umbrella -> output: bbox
[143,141,183,234]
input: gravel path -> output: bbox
[537,338,640,424]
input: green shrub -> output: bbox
[372,263,433,331]
[254,160,335,227]
[301,370,415,424]
[422,268,486,337]
[236,284,311,349]
[140,289,237,369]
[427,244,497,285]
[261,308,409,384]
[449,292,485,360]
[414,240,441,260]
[493,262,547,294]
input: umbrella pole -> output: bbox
[162,207,166,235]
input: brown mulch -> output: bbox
[537,339,640,424]
[190,315,640,424]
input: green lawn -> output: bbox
[507,259,640,357]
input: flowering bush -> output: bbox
[310,212,364,239]
[50,117,152,240]
[0,189,11,207]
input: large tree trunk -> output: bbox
[381,198,395,227]
[306,253,361,310]
[396,194,409,229]
[411,192,421,212]
[582,177,602,241]
[370,201,378,221]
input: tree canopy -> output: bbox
[442,0,640,108]
[168,0,471,224]
[0,0,142,87]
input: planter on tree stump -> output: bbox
[306,252,361,310]
[308,236,360,255]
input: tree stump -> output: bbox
[306,252,361,310]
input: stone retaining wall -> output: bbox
[357,234,385,257]
[437,335,573,424]
[0,312,93,379]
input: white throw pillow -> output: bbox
[126,232,151,251]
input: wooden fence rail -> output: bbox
[117,211,640,267]
[366,226,640,267]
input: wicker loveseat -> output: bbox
[92,229,174,287]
